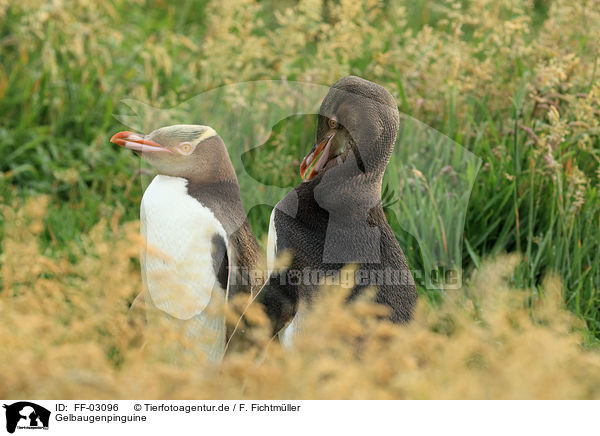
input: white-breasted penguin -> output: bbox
[110,125,261,362]
[258,76,418,344]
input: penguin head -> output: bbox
[111,124,233,180]
[300,76,399,181]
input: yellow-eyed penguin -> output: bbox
[258,76,417,345]
[110,125,261,362]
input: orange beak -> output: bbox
[110,131,172,153]
[300,133,335,181]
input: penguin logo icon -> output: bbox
[2,402,50,434]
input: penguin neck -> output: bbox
[180,176,247,236]
[295,171,382,227]
[310,145,386,212]
[182,151,238,186]
[293,132,393,232]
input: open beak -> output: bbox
[110,131,172,153]
[300,133,335,181]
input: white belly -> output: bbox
[140,175,228,362]
[266,208,277,275]
[279,315,300,349]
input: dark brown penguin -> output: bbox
[258,76,417,344]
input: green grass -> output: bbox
[0,0,599,344]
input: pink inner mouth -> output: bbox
[300,134,334,181]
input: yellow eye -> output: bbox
[328,119,338,129]
[179,142,193,154]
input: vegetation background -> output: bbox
[1,0,599,398]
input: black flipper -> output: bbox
[256,269,298,336]
[211,234,229,291]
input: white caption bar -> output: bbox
[0,400,596,435]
